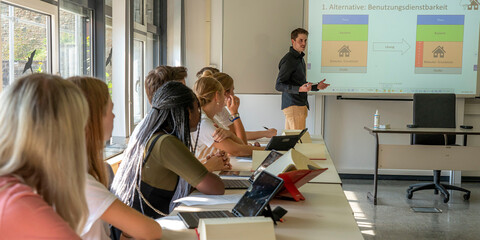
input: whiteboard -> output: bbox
[223,0,305,94]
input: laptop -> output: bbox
[222,151,283,189]
[177,171,284,229]
[265,128,308,151]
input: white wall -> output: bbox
[183,0,222,86]
[167,0,182,66]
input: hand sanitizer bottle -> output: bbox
[374,110,380,129]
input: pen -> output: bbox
[263,126,269,130]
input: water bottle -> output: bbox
[374,110,380,129]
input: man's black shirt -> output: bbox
[275,46,308,110]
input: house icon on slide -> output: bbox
[338,45,351,57]
[432,46,446,58]
[468,0,479,10]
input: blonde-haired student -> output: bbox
[69,76,162,240]
[192,75,264,161]
[0,74,89,238]
[212,72,277,143]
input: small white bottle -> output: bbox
[373,110,380,129]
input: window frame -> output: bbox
[1,0,59,77]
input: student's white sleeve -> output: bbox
[82,175,117,238]
[195,117,217,148]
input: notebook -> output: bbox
[265,128,308,151]
[222,151,283,189]
[177,171,284,229]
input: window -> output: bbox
[1,2,50,88]
[133,0,143,25]
[59,2,93,77]
[146,0,153,25]
[133,39,144,124]
[105,10,112,95]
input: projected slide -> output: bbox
[307,0,480,95]
[415,15,464,74]
[321,15,369,73]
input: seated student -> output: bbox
[192,75,264,160]
[112,82,224,219]
[68,77,162,240]
[196,66,220,78]
[0,74,89,238]
[212,72,277,143]
[145,65,188,103]
[139,65,229,172]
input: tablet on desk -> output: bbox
[265,128,307,151]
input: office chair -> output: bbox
[406,93,470,203]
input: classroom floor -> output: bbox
[342,179,480,240]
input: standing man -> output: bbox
[275,28,329,130]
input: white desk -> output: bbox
[247,143,341,184]
[155,136,360,239]
[157,183,363,240]
[364,126,480,205]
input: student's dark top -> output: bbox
[275,46,308,110]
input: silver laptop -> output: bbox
[177,171,284,229]
[222,150,283,189]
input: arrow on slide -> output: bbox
[373,39,411,55]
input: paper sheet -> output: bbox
[173,194,242,206]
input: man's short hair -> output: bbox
[291,28,309,40]
[145,66,187,103]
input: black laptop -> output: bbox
[265,128,308,151]
[222,151,283,189]
[177,171,284,229]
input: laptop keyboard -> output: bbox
[178,210,236,228]
[223,179,251,189]
[195,211,235,219]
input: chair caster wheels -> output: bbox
[463,193,470,201]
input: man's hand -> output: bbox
[316,79,330,90]
[299,82,312,92]
[226,95,240,114]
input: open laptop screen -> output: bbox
[248,151,283,182]
[233,171,284,217]
[265,128,308,151]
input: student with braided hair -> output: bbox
[137,65,229,172]
[112,81,224,219]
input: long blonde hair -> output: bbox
[68,76,110,187]
[0,73,89,233]
[193,73,224,107]
[213,72,234,95]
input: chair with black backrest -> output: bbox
[406,93,470,203]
